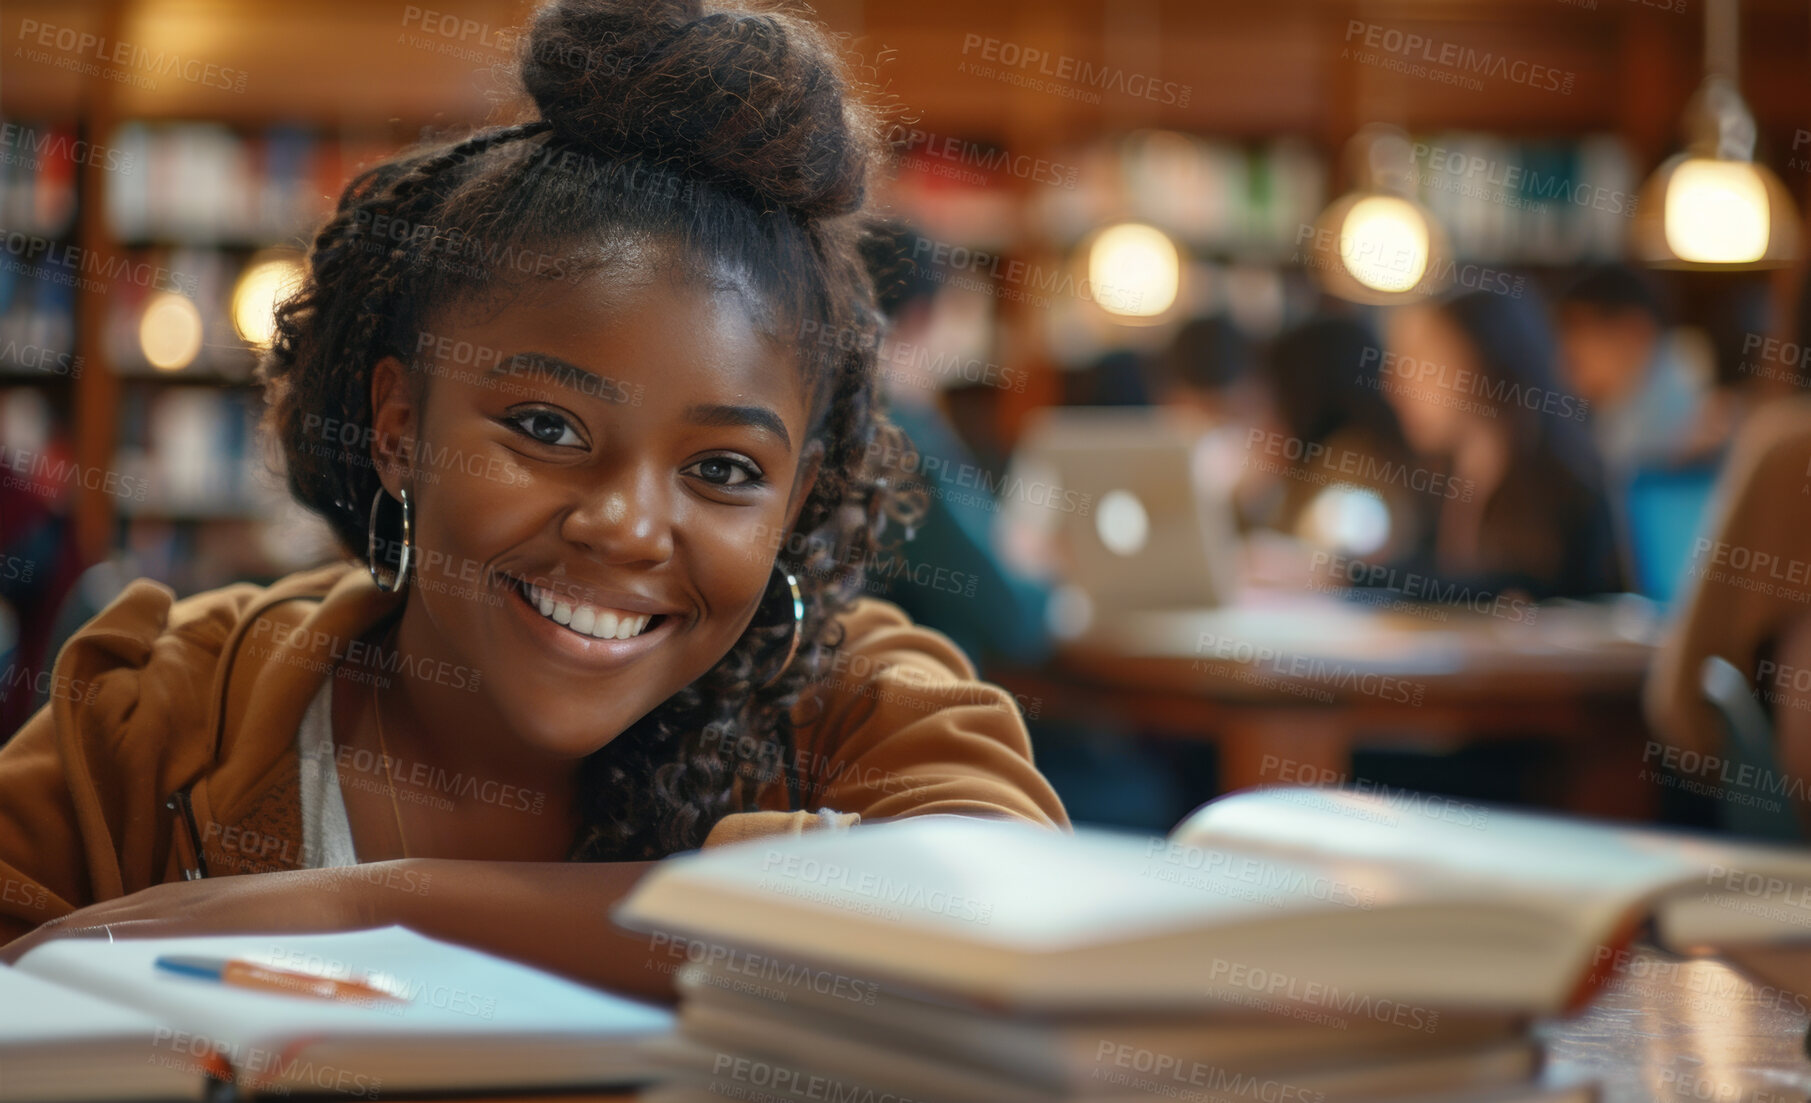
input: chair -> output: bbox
[1699,656,1801,841]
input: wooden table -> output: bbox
[995,595,1662,820]
[1542,945,1811,1102]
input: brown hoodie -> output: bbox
[0,563,1069,944]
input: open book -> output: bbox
[0,925,672,1102]
[617,786,1811,1015]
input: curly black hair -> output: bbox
[258,0,922,861]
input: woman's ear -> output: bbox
[369,355,419,495]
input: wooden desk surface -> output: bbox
[1543,947,1811,1102]
[995,596,1664,819]
[1069,597,1657,701]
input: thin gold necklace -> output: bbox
[369,682,411,860]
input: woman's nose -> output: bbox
[557,466,675,566]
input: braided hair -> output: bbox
[259,0,921,860]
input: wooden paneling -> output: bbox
[7,0,1808,148]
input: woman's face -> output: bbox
[370,262,816,758]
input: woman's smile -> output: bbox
[518,577,661,640]
[500,571,680,668]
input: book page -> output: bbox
[14,926,671,1076]
[0,961,171,1044]
[1177,787,1811,949]
[0,964,206,1103]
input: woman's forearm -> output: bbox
[376,857,677,1005]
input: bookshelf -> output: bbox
[1,0,1806,601]
[0,117,403,594]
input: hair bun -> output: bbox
[521,0,870,219]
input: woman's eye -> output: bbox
[687,456,762,487]
[506,410,583,448]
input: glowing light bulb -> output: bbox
[1088,223,1179,319]
[140,293,204,372]
[232,254,304,346]
[1338,196,1430,294]
[1664,158,1770,265]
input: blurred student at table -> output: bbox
[1140,313,1274,532]
[1244,315,1425,567]
[1145,314,1260,430]
[857,223,1053,669]
[1380,289,1623,601]
[1556,264,1717,479]
[1647,273,1811,833]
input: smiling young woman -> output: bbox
[0,0,1068,999]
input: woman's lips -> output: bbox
[501,575,675,667]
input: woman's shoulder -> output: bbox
[802,595,1033,743]
[773,595,1066,830]
[48,564,358,751]
[819,596,986,685]
[63,564,353,667]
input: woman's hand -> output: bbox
[0,865,399,965]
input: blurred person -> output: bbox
[857,222,1053,668]
[0,432,86,740]
[1657,273,1811,830]
[1245,315,1425,570]
[1766,277,1811,825]
[1643,394,1811,833]
[1556,264,1714,476]
[0,0,1068,987]
[1137,314,1264,533]
[1065,348,1152,407]
[861,226,1179,831]
[1380,289,1622,600]
[1146,314,1260,428]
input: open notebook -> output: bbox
[617,786,1811,1015]
[0,925,672,1101]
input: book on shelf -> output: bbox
[0,120,80,378]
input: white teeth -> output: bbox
[521,582,656,641]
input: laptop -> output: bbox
[1006,406,1239,628]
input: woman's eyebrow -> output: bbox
[487,351,631,402]
[685,403,793,450]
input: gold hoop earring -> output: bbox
[366,487,413,594]
[758,563,804,690]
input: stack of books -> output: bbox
[618,786,1811,1103]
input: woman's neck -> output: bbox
[1435,422,1512,574]
[338,605,584,860]
[1450,422,1511,497]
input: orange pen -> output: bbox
[155,954,406,1005]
